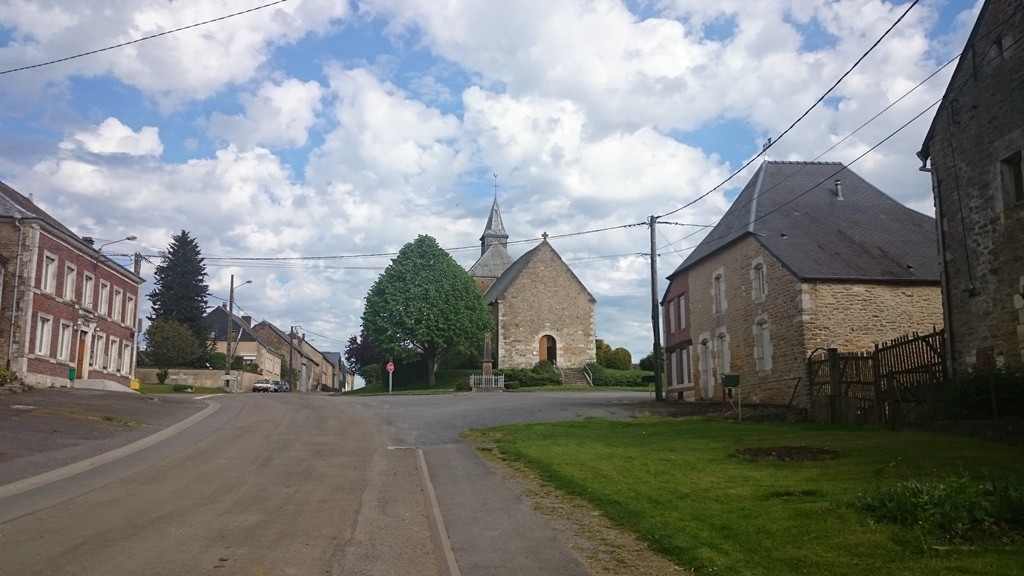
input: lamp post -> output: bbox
[224,274,252,392]
[97,235,138,253]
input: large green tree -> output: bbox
[147,230,211,349]
[362,235,491,386]
[143,319,204,383]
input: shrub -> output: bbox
[947,364,1024,419]
[497,361,562,387]
[588,364,649,387]
[156,369,169,384]
[0,366,10,385]
[171,383,194,393]
[855,473,1024,545]
[455,378,472,392]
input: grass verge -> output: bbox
[466,418,1024,576]
[138,383,227,395]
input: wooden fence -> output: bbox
[808,329,945,424]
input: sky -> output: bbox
[0,0,981,366]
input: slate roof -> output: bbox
[484,239,596,303]
[469,244,513,278]
[204,306,281,356]
[671,161,939,283]
[480,196,508,245]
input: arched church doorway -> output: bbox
[539,335,557,365]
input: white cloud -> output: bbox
[206,79,324,150]
[59,117,163,156]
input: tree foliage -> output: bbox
[144,318,204,379]
[595,339,632,370]
[638,350,662,372]
[147,230,211,352]
[361,235,492,386]
[344,333,381,375]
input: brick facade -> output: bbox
[919,0,1024,372]
[0,216,143,390]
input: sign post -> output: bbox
[386,360,395,395]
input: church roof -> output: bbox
[480,196,508,242]
[469,243,513,278]
[670,161,939,283]
[484,238,596,304]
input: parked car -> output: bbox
[272,380,290,393]
[252,379,275,393]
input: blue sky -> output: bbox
[0,0,979,363]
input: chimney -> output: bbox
[221,302,228,310]
[242,315,252,328]
[82,236,95,246]
[833,179,843,200]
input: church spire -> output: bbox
[480,174,508,257]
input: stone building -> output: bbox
[0,181,143,390]
[469,198,596,369]
[662,161,943,405]
[204,305,283,385]
[917,0,1024,375]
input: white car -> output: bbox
[252,379,275,393]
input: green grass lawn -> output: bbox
[468,418,1024,575]
[138,382,227,395]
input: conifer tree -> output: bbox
[147,230,211,349]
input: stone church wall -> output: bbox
[494,243,596,369]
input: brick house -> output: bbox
[662,161,943,405]
[0,181,143,390]
[204,305,283,383]
[469,199,596,369]
[916,0,1024,375]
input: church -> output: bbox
[469,197,597,369]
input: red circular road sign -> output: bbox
[386,361,395,373]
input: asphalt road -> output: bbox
[0,390,654,576]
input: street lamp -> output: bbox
[224,274,252,391]
[97,235,138,252]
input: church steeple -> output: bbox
[480,175,508,257]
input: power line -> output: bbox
[0,0,292,76]
[656,0,920,219]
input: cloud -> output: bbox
[206,79,325,150]
[59,117,163,156]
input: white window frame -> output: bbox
[668,300,677,333]
[752,259,767,302]
[83,274,95,310]
[754,319,773,371]
[678,295,686,329]
[41,253,57,293]
[35,315,53,356]
[122,342,133,373]
[717,331,730,375]
[91,333,105,368]
[670,351,678,387]
[113,288,124,323]
[681,346,692,386]
[712,271,726,315]
[99,281,110,317]
[700,339,713,397]
[109,337,120,372]
[58,321,73,361]
[64,264,77,301]
[125,295,136,327]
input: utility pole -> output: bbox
[224,274,236,391]
[649,215,665,401]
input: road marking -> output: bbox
[0,401,220,500]
[416,448,462,576]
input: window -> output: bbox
[754,320,773,371]
[125,295,136,327]
[64,265,77,301]
[113,288,124,323]
[712,272,726,315]
[122,342,133,373]
[41,254,57,293]
[35,315,53,356]
[109,338,120,372]
[752,260,766,301]
[58,322,73,360]
[668,300,677,333]
[717,332,730,374]
[83,275,95,309]
[681,346,692,386]
[700,339,713,397]
[678,295,686,329]
[1002,151,1023,206]
[99,281,110,316]
[90,333,104,368]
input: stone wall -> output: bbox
[495,242,596,369]
[685,236,942,406]
[924,0,1024,371]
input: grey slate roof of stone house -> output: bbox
[670,161,940,283]
[483,239,596,304]
[204,306,282,356]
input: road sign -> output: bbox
[386,361,395,373]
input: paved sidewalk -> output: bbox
[0,387,206,486]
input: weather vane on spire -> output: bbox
[492,172,499,200]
